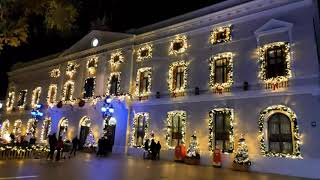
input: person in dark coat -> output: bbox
[97,137,105,156]
[150,139,157,160]
[55,136,64,161]
[47,133,57,160]
[70,136,79,157]
[156,141,161,160]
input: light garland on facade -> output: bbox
[83,77,96,99]
[31,87,41,108]
[40,117,52,143]
[13,119,22,138]
[0,120,10,139]
[209,25,232,44]
[110,51,124,69]
[87,57,98,75]
[165,110,186,149]
[167,61,189,96]
[209,52,234,93]
[6,91,15,111]
[17,90,28,110]
[106,72,121,95]
[258,42,291,89]
[258,105,302,159]
[62,80,75,102]
[137,44,153,61]
[47,84,57,108]
[169,35,188,55]
[26,119,37,137]
[49,68,61,78]
[66,61,79,78]
[208,108,234,152]
[131,112,150,147]
[135,67,152,98]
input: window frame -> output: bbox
[131,112,150,147]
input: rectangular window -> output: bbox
[171,114,182,147]
[174,66,184,90]
[83,77,95,98]
[266,46,286,79]
[47,84,57,105]
[65,84,73,101]
[135,116,146,146]
[139,72,149,94]
[214,58,228,84]
[110,75,119,95]
[214,113,231,152]
[17,90,27,108]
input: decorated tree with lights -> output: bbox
[234,134,251,166]
[186,131,200,160]
[84,130,97,148]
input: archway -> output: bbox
[78,116,91,149]
[58,118,68,140]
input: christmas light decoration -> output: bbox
[208,108,234,152]
[6,91,15,111]
[106,72,121,95]
[59,118,68,140]
[137,44,153,61]
[186,131,200,159]
[87,57,98,75]
[135,67,152,98]
[66,61,79,78]
[234,134,251,166]
[169,35,188,55]
[0,120,10,142]
[26,119,37,137]
[165,110,186,149]
[167,61,189,96]
[49,68,61,78]
[84,130,97,147]
[110,51,124,69]
[209,25,232,44]
[47,84,57,107]
[258,42,291,89]
[40,117,51,143]
[209,52,234,93]
[31,87,41,108]
[258,105,302,159]
[131,112,150,147]
[17,90,28,110]
[13,119,22,140]
[62,80,75,102]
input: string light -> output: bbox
[0,120,10,141]
[17,90,28,110]
[47,84,57,108]
[106,72,121,95]
[110,51,124,69]
[169,35,188,55]
[137,44,153,62]
[6,91,15,111]
[135,67,152,99]
[208,108,234,152]
[66,61,79,78]
[209,25,232,44]
[40,117,52,143]
[87,57,98,75]
[209,52,234,93]
[13,119,22,140]
[131,112,150,147]
[31,87,41,108]
[165,110,186,149]
[49,68,61,78]
[258,105,302,159]
[62,80,75,103]
[167,61,189,96]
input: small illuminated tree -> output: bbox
[234,134,251,166]
[186,131,200,159]
[84,130,97,147]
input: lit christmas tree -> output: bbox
[186,131,200,159]
[234,134,251,166]
[84,130,97,147]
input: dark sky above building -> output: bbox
[0,0,225,99]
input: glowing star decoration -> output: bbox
[165,110,186,149]
[106,72,121,95]
[210,25,232,44]
[66,61,79,78]
[62,80,75,102]
[209,52,234,93]
[258,42,291,90]
[49,68,61,78]
[31,87,41,108]
[169,35,188,55]
[135,67,152,99]
[167,61,189,96]
[40,117,52,143]
[110,51,124,69]
[208,108,234,152]
[258,105,302,159]
[6,91,15,111]
[137,44,153,62]
[47,84,57,108]
[131,112,150,147]
[87,57,98,75]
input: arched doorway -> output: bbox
[58,118,68,140]
[1,120,10,143]
[79,116,91,149]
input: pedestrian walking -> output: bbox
[150,139,156,160]
[156,141,161,160]
[47,133,57,160]
[143,139,150,159]
[55,136,64,161]
[70,136,79,157]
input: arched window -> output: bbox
[166,111,186,149]
[41,118,51,143]
[79,116,91,148]
[58,118,68,140]
[132,113,149,147]
[268,113,293,154]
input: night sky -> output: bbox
[0,0,225,99]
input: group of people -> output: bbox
[144,139,161,160]
[47,133,80,161]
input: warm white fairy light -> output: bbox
[209,52,234,93]
[13,119,22,138]
[258,105,302,159]
[83,77,96,99]
[208,108,234,152]
[169,35,188,55]
[258,42,291,89]
[66,61,79,78]
[167,61,189,96]
[17,90,28,110]
[131,112,150,147]
[47,84,57,108]
[110,51,124,69]
[62,80,75,102]
[106,72,121,95]
[6,91,15,111]
[135,67,152,98]
[137,44,153,61]
[40,117,52,143]
[165,110,186,149]
[0,120,10,140]
[209,25,232,44]
[87,57,98,75]
[49,68,61,78]
[31,87,41,108]
[26,119,37,137]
